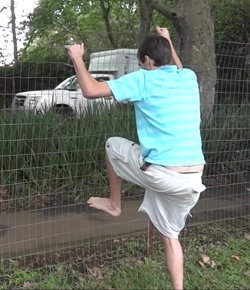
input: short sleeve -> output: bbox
[107,70,145,102]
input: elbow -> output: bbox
[81,82,110,99]
[82,89,97,99]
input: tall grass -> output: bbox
[202,103,250,178]
[0,102,249,210]
[0,103,136,207]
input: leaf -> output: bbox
[231,255,241,261]
[87,267,103,279]
[198,260,205,268]
[113,239,120,244]
[210,260,216,268]
[200,254,211,264]
[23,282,32,289]
[199,254,216,268]
[244,232,250,240]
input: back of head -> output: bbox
[137,34,172,66]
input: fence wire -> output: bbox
[0,42,249,273]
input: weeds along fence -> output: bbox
[0,41,249,268]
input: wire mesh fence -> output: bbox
[0,41,249,274]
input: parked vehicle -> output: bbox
[11,49,139,115]
[89,48,138,78]
[12,74,115,115]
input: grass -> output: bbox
[0,101,249,288]
[0,103,137,208]
[201,103,250,178]
[0,102,249,211]
[184,238,250,289]
[0,101,249,289]
[0,219,249,289]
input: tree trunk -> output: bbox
[243,4,250,94]
[149,0,217,118]
[10,0,18,62]
[99,0,117,48]
[138,0,153,44]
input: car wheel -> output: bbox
[52,105,74,117]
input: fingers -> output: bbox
[156,26,168,33]
[65,43,84,50]
[65,43,85,62]
[155,26,171,41]
[155,26,162,33]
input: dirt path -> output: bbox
[0,195,249,259]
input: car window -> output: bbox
[55,76,78,91]
[95,77,110,82]
[55,75,110,91]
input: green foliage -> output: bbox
[0,260,40,289]
[22,35,69,63]
[21,0,102,61]
[18,0,250,61]
[210,0,250,42]
[21,0,141,62]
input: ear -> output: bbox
[144,55,150,65]
[144,55,156,70]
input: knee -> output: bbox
[105,137,127,150]
[106,137,116,153]
[162,236,176,243]
[106,137,117,147]
[162,236,179,249]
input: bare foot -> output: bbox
[87,197,121,217]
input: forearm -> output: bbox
[169,40,183,69]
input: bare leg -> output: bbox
[162,236,184,290]
[87,151,122,216]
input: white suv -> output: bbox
[11,74,115,116]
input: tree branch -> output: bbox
[0,6,7,13]
[138,0,153,43]
[99,0,117,48]
[148,0,183,25]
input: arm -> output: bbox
[156,26,183,69]
[65,43,112,99]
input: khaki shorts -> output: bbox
[106,137,206,239]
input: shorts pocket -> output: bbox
[191,183,206,193]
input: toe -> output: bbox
[87,197,95,203]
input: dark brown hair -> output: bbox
[137,35,172,66]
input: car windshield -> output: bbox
[55,74,111,91]
[55,76,79,91]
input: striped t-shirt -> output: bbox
[107,65,205,166]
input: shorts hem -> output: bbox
[139,207,179,239]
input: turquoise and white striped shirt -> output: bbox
[107,65,205,166]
